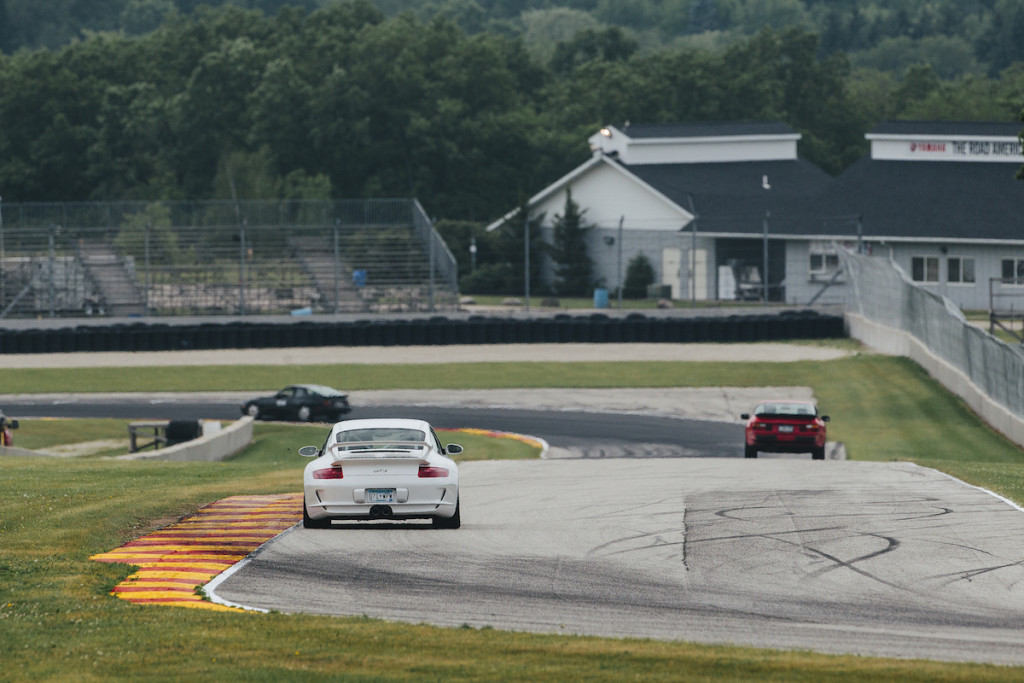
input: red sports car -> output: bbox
[741,400,829,460]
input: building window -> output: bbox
[808,243,840,280]
[911,256,939,283]
[1002,258,1024,286]
[947,257,975,285]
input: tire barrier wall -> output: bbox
[0,310,844,355]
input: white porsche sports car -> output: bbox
[299,418,462,529]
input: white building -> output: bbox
[487,120,1024,310]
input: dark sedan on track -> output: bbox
[242,384,351,422]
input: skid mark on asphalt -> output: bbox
[90,493,301,610]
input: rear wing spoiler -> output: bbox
[327,440,431,461]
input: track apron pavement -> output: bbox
[213,458,1024,665]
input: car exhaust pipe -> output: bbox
[370,505,393,518]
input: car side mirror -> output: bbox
[740,413,750,420]
[821,415,830,422]
[6,419,17,429]
[445,444,463,455]
[298,445,320,457]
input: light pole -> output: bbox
[762,210,770,305]
[761,174,771,305]
[144,222,151,317]
[616,215,623,309]
[523,209,530,313]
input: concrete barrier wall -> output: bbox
[846,313,1024,450]
[114,416,255,462]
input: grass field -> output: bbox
[2,346,1023,680]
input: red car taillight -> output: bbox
[418,465,449,478]
[313,467,344,479]
[801,424,822,432]
[753,422,771,430]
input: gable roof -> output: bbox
[626,158,833,236]
[823,156,1024,242]
[485,154,691,232]
[487,120,1024,243]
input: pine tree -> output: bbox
[548,189,595,297]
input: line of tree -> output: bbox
[5,0,1024,81]
[3,2,1022,215]
[2,0,1024,295]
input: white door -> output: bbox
[689,249,707,300]
[661,248,681,299]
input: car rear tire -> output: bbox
[432,498,461,529]
[297,406,311,422]
[812,446,825,460]
[303,500,331,529]
[744,445,758,459]
[246,404,260,419]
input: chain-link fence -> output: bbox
[0,199,458,318]
[840,246,1024,421]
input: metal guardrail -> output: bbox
[0,199,459,319]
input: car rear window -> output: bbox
[755,403,816,417]
[336,428,426,443]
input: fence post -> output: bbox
[430,222,436,312]
[333,219,340,314]
[144,222,151,317]
[48,224,56,318]
[238,219,247,316]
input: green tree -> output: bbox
[113,203,189,265]
[550,26,638,75]
[547,188,594,297]
[623,252,654,299]
[460,199,545,295]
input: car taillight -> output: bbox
[313,467,344,479]
[418,465,449,478]
[753,422,771,430]
[801,424,821,432]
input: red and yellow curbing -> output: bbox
[90,493,302,611]
[91,428,539,611]
[439,427,544,449]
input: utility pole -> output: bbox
[687,194,698,308]
[616,215,624,309]
[524,209,530,313]
[762,210,770,305]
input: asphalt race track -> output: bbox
[210,458,1024,665]
[13,393,1024,664]
[7,397,743,459]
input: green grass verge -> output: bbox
[2,351,1023,680]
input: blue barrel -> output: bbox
[593,288,609,309]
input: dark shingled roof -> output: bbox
[625,158,833,236]
[869,121,1023,137]
[616,121,797,139]
[821,157,1024,241]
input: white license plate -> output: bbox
[367,489,395,503]
[778,425,794,433]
